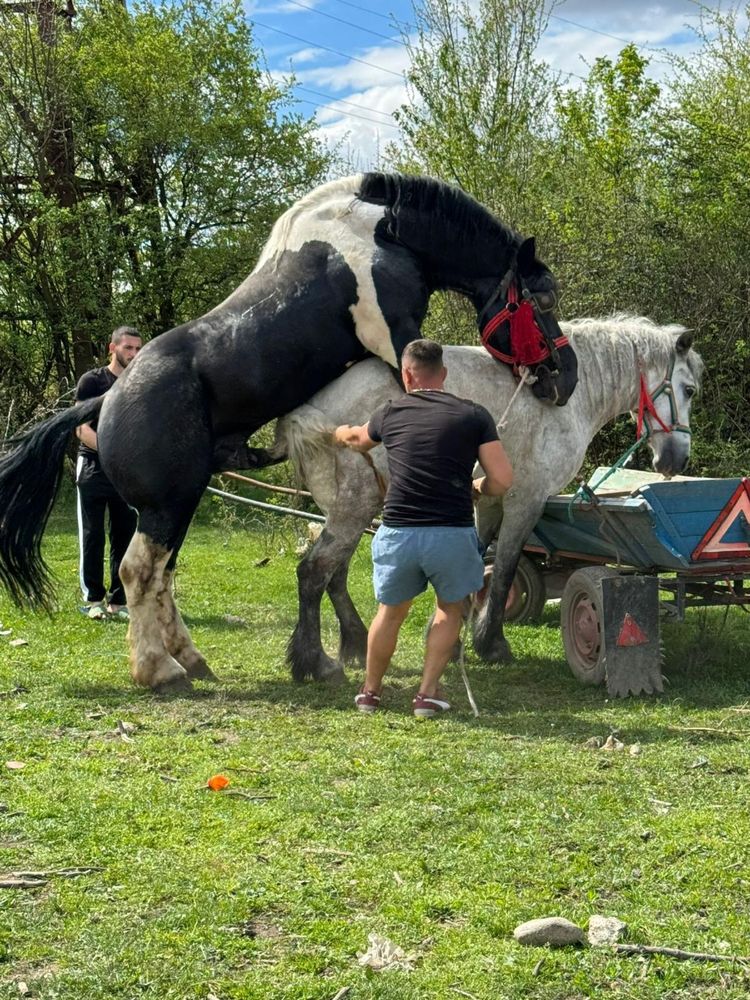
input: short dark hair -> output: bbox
[111,325,142,344]
[401,339,443,374]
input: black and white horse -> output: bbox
[273,317,703,681]
[0,172,564,691]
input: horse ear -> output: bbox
[517,237,536,273]
[676,331,693,352]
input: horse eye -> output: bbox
[534,291,556,311]
[684,385,696,398]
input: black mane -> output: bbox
[357,172,520,269]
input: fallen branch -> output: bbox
[615,943,750,964]
[667,725,746,737]
[221,471,312,498]
[0,878,47,889]
[330,989,351,1000]
[4,867,102,879]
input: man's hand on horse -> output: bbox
[333,424,377,453]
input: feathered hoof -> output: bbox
[472,617,513,664]
[153,673,194,695]
[185,657,218,683]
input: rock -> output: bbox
[601,735,625,751]
[583,736,603,749]
[513,917,585,947]
[629,743,642,756]
[588,915,627,946]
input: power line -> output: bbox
[296,97,400,129]
[250,17,406,78]
[296,84,399,119]
[280,0,403,45]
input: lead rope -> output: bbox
[497,365,535,429]
[458,595,480,717]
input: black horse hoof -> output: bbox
[472,619,513,664]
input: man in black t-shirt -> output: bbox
[74,326,142,620]
[334,339,513,718]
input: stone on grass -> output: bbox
[513,917,585,947]
[588,915,627,946]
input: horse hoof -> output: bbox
[472,622,513,664]
[186,658,218,683]
[153,674,194,695]
[318,658,345,685]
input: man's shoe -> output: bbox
[355,686,381,713]
[107,605,130,622]
[80,601,106,620]
[413,692,451,718]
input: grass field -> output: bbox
[1,495,750,999]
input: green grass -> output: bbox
[1,496,750,999]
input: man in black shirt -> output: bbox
[75,326,142,620]
[334,339,513,717]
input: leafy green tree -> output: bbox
[0,0,330,427]
[389,0,556,346]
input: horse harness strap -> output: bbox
[480,279,571,375]
[636,357,691,440]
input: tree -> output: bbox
[0,0,330,428]
[387,0,557,348]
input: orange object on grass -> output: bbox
[207,774,230,791]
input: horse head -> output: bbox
[479,238,578,406]
[638,330,702,477]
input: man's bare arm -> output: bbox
[333,424,377,453]
[76,424,97,451]
[474,440,513,497]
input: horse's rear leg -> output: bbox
[157,568,217,682]
[327,561,368,665]
[120,532,190,691]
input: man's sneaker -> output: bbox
[80,602,106,620]
[355,687,381,713]
[413,692,451,718]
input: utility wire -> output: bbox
[280,0,403,44]
[250,17,406,78]
[296,97,400,129]
[295,84,399,119]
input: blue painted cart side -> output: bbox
[527,478,748,572]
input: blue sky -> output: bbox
[245,0,728,166]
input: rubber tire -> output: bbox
[560,566,620,685]
[504,554,547,625]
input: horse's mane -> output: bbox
[357,171,519,261]
[564,314,704,385]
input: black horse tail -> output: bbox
[0,396,104,610]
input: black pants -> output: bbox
[76,455,137,606]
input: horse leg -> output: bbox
[472,495,546,663]
[156,566,217,682]
[327,559,369,666]
[119,531,191,691]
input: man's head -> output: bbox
[108,326,142,373]
[401,339,447,392]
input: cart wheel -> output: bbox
[504,554,546,624]
[561,567,619,685]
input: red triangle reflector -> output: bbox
[617,613,649,647]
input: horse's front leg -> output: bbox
[472,493,546,663]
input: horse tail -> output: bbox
[0,396,105,609]
[273,405,338,477]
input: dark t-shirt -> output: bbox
[367,390,499,527]
[74,366,117,458]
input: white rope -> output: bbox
[496,365,535,430]
[458,595,480,717]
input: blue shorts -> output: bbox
[372,525,485,605]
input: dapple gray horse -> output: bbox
[273,316,703,682]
